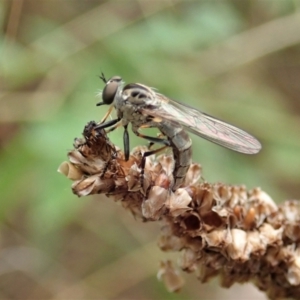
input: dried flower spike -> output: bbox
[58,121,300,300]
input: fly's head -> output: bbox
[97,74,123,106]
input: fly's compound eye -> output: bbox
[102,76,122,105]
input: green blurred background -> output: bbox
[1,0,300,299]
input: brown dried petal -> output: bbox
[158,225,185,251]
[281,200,300,222]
[68,150,107,174]
[183,163,202,186]
[203,228,231,249]
[154,173,171,190]
[157,154,174,177]
[197,185,215,216]
[181,213,201,232]
[142,186,168,220]
[249,188,278,215]
[72,176,115,197]
[126,163,142,192]
[287,252,300,286]
[245,230,266,256]
[157,260,185,293]
[166,188,192,217]
[259,223,283,246]
[178,248,199,272]
[285,224,300,242]
[57,161,83,180]
[227,229,248,261]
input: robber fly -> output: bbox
[95,74,261,190]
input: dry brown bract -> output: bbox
[58,121,300,299]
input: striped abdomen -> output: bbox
[159,122,192,191]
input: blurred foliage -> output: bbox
[0,0,300,299]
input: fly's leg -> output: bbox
[98,104,114,123]
[96,72,113,122]
[139,145,169,188]
[135,132,170,147]
[106,121,122,133]
[136,123,169,149]
[140,146,170,168]
[94,118,120,131]
[148,133,166,150]
[123,125,130,161]
[137,122,167,150]
[134,127,171,191]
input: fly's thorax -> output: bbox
[114,93,147,128]
[125,110,150,129]
[115,83,157,127]
[122,83,155,106]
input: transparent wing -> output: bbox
[141,94,261,154]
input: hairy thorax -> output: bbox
[115,88,154,129]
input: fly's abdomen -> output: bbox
[159,123,192,190]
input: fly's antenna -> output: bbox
[99,72,107,84]
[96,72,107,106]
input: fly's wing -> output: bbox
[141,94,261,154]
